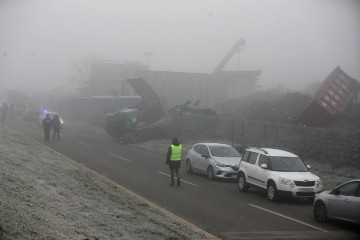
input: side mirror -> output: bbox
[201,154,209,159]
[260,163,268,169]
[330,188,340,195]
[306,165,311,170]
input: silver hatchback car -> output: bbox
[185,143,240,180]
[313,179,360,224]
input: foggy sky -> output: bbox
[1,0,359,94]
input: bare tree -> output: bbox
[68,54,102,96]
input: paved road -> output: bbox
[6,117,360,240]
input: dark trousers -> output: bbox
[169,161,181,185]
[53,128,60,140]
[44,127,51,142]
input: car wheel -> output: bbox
[313,201,328,222]
[238,173,248,192]
[267,182,278,202]
[207,166,215,181]
[186,159,193,174]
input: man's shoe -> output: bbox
[177,179,180,186]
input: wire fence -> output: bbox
[167,114,360,168]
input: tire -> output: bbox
[186,159,193,174]
[207,166,215,181]
[267,182,278,202]
[238,173,248,192]
[313,201,328,222]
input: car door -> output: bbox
[254,154,270,188]
[350,181,360,222]
[198,145,210,172]
[191,145,202,170]
[328,181,359,220]
[242,152,259,185]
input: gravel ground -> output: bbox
[0,127,214,240]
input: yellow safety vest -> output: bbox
[170,144,182,161]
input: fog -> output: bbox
[1,0,359,94]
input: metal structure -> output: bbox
[212,38,246,74]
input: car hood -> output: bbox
[271,171,320,181]
[319,190,331,195]
[212,156,240,166]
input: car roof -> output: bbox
[42,111,58,115]
[247,147,298,157]
[195,143,233,147]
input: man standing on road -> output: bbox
[42,113,52,142]
[166,137,182,186]
[0,102,9,128]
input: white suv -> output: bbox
[237,147,322,201]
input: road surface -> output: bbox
[7,117,360,240]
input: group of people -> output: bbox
[41,113,61,142]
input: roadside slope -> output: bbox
[0,127,212,240]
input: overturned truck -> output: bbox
[104,77,217,143]
[297,66,360,127]
[104,77,165,143]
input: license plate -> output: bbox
[299,188,313,192]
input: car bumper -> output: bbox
[278,186,323,198]
[214,167,238,179]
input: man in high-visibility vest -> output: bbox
[166,137,182,186]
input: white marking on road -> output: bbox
[76,140,92,148]
[249,204,328,233]
[158,171,199,187]
[108,153,133,162]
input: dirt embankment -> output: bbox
[0,127,212,240]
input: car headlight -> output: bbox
[279,177,295,188]
[316,179,322,188]
[214,162,227,168]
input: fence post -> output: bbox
[231,119,234,146]
[213,117,215,142]
[302,126,306,158]
[166,115,169,140]
[241,119,245,147]
[264,121,267,144]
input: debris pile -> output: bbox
[213,90,312,124]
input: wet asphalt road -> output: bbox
[6,117,360,240]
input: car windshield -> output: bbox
[269,157,308,172]
[209,146,240,157]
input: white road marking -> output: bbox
[158,171,199,187]
[108,153,132,162]
[249,204,328,233]
[76,140,92,148]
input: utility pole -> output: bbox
[143,52,154,70]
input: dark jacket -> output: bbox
[42,116,53,130]
[52,115,61,130]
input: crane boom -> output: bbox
[212,38,245,74]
